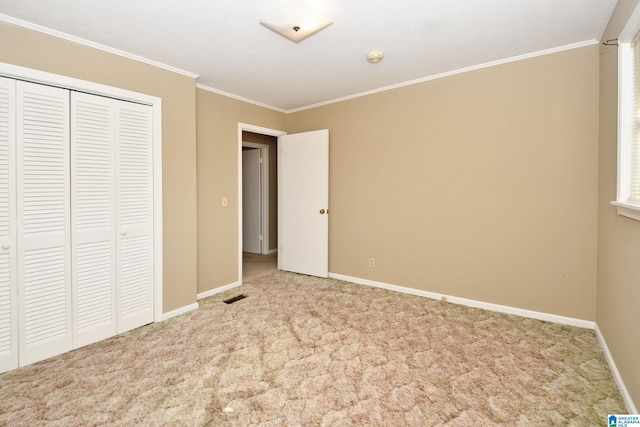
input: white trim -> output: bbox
[614,3,640,220]
[616,42,632,209]
[0,14,199,79]
[196,83,287,113]
[161,302,199,321]
[595,324,638,413]
[328,273,595,329]
[0,12,601,115]
[286,40,599,113]
[0,61,164,323]
[267,248,279,255]
[611,201,640,221]
[237,123,287,285]
[0,62,159,105]
[238,123,288,138]
[242,141,270,254]
[152,99,164,321]
[198,41,599,114]
[196,281,242,300]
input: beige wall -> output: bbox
[287,46,600,320]
[196,90,285,293]
[242,131,278,251]
[0,22,198,313]
[598,0,640,409]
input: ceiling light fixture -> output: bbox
[367,51,384,64]
[260,0,333,44]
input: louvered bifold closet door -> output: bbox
[16,81,71,366]
[0,77,17,373]
[71,92,117,348]
[116,101,153,332]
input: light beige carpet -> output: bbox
[0,271,626,426]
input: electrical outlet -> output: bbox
[221,197,228,207]
[368,257,375,268]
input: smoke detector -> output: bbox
[367,51,384,64]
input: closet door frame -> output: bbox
[0,77,17,372]
[0,61,164,323]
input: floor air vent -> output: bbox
[224,294,248,304]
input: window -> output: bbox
[614,26,640,221]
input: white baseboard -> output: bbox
[159,281,243,321]
[595,324,638,413]
[328,273,595,329]
[161,302,199,321]
[166,272,635,412]
[266,249,278,255]
[196,281,242,300]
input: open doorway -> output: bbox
[239,124,285,283]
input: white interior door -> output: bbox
[278,129,329,278]
[116,101,154,333]
[242,149,261,254]
[0,77,17,373]
[71,92,117,348]
[17,81,72,366]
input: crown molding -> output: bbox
[288,40,599,113]
[199,40,600,114]
[0,13,199,79]
[195,83,288,113]
[1,13,599,115]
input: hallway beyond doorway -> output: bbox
[243,252,277,282]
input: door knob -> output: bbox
[120,230,128,236]
[1,243,10,250]
[319,209,326,214]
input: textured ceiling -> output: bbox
[0,0,617,112]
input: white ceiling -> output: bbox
[0,0,617,112]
